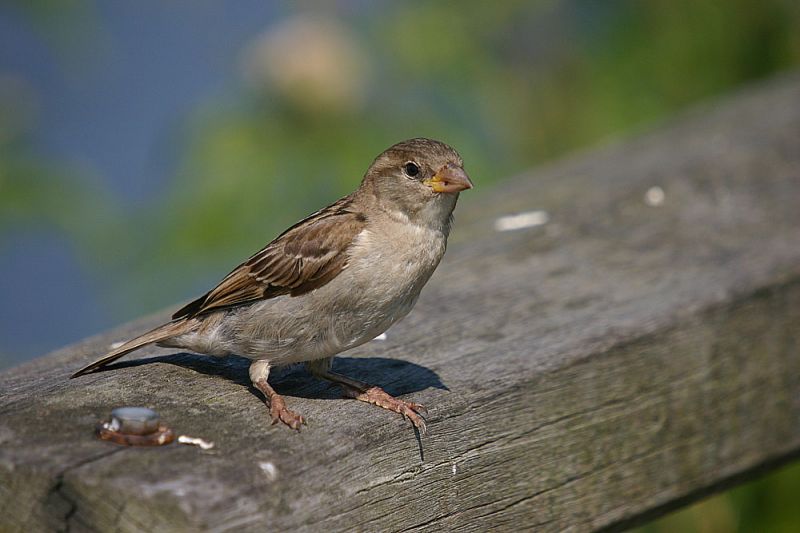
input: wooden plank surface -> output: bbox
[2,72,800,532]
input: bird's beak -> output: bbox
[424,163,474,193]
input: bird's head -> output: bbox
[360,138,473,223]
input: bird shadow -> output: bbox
[99,352,448,401]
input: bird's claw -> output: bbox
[269,394,306,430]
[346,386,428,434]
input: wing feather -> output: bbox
[172,197,366,319]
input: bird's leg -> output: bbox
[306,357,427,433]
[249,360,305,430]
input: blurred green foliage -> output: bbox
[2,0,800,530]
[140,0,800,309]
[4,0,800,312]
[639,460,800,533]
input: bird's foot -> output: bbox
[251,365,306,431]
[343,386,427,434]
[268,393,306,430]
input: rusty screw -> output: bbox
[97,407,175,446]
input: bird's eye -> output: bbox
[404,162,420,178]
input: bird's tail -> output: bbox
[70,319,195,379]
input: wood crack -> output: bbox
[45,448,124,532]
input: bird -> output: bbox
[71,138,473,433]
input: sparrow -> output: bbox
[71,138,473,433]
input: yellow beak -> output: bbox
[423,163,474,193]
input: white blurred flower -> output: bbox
[241,16,368,113]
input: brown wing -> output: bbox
[172,197,367,319]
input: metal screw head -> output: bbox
[110,407,161,435]
[97,407,174,446]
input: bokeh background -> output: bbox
[1,1,799,530]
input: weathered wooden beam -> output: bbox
[2,72,800,532]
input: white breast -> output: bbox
[201,214,449,364]
[302,220,447,360]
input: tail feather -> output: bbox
[70,320,194,379]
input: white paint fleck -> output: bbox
[494,210,550,232]
[373,333,387,341]
[259,461,278,481]
[110,341,124,349]
[451,463,458,475]
[177,435,215,450]
[644,186,665,206]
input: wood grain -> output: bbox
[2,72,800,532]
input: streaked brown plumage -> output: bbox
[173,196,366,318]
[72,138,473,432]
